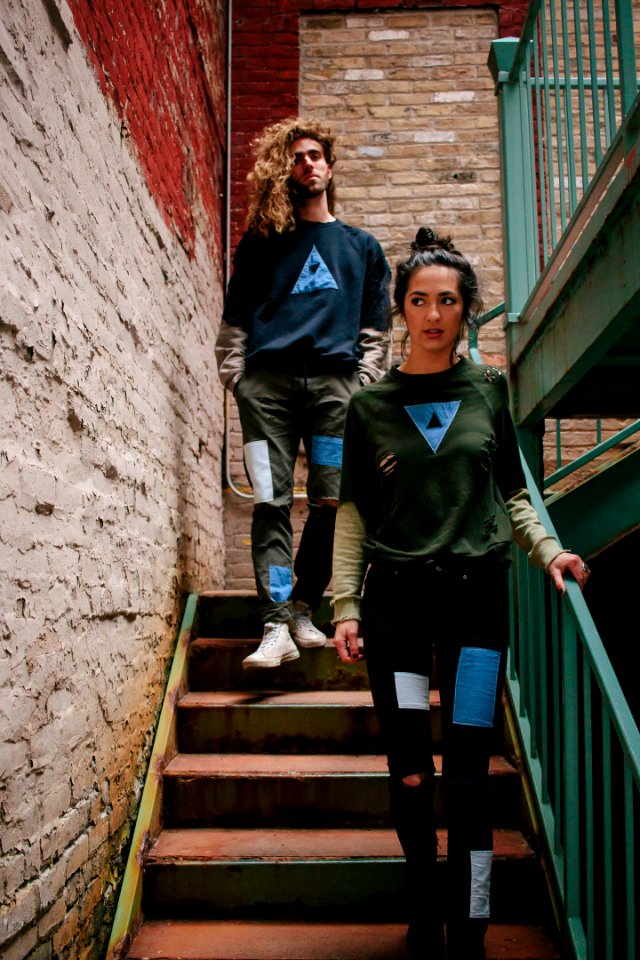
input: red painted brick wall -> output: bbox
[67,0,227,270]
[229,0,528,249]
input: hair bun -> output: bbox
[411,226,456,254]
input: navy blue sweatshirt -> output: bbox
[222,220,391,375]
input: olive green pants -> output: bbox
[234,367,360,623]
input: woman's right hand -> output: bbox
[333,619,363,662]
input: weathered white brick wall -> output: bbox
[0,2,225,956]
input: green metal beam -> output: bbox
[545,447,640,557]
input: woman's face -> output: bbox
[403,265,465,367]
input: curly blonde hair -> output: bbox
[246,117,337,236]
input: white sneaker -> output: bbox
[290,603,327,648]
[242,622,300,670]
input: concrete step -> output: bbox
[177,689,442,753]
[128,920,561,958]
[141,826,542,922]
[162,754,522,829]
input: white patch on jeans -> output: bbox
[469,850,492,918]
[394,672,430,710]
[244,440,274,503]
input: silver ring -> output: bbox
[582,563,590,574]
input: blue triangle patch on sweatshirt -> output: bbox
[291,246,339,294]
[404,401,461,453]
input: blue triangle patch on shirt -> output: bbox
[291,246,339,294]
[405,401,461,453]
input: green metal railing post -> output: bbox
[489,39,539,326]
[517,423,546,488]
[614,0,638,118]
[562,618,587,960]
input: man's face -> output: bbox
[289,137,332,198]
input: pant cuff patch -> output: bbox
[469,849,492,918]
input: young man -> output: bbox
[216,117,391,669]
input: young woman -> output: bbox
[331,228,590,960]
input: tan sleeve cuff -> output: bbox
[331,596,363,623]
[505,487,564,570]
[531,539,567,571]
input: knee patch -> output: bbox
[244,439,274,503]
[269,564,292,602]
[311,435,343,467]
[395,671,430,711]
[453,647,501,728]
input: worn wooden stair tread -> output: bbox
[178,690,439,708]
[191,637,334,648]
[163,753,515,776]
[178,690,375,707]
[127,919,560,959]
[147,826,534,862]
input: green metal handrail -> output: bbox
[509,456,640,960]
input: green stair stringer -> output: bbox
[105,592,198,960]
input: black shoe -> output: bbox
[406,920,445,959]
[446,928,486,960]
[447,947,486,960]
[447,948,485,960]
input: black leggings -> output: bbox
[362,559,508,939]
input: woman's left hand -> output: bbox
[333,619,364,662]
[547,552,591,593]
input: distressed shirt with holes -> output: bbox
[339,359,526,566]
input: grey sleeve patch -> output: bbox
[394,671,430,711]
[215,319,248,391]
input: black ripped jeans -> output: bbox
[361,557,509,954]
